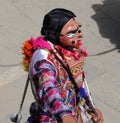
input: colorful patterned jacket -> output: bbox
[23,36,88,122]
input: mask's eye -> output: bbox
[67,33,75,38]
[78,29,81,33]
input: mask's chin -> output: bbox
[64,45,77,51]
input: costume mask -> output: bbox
[41,8,76,45]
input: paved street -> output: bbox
[0,0,120,122]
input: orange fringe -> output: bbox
[22,39,34,71]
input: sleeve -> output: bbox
[32,59,72,120]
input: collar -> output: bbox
[54,43,88,60]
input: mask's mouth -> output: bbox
[64,41,82,51]
[74,40,82,49]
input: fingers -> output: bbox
[92,108,104,123]
[96,108,104,123]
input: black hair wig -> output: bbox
[41,8,76,44]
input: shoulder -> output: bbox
[29,49,58,76]
[32,49,50,61]
[29,49,50,69]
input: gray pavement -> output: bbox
[0,0,120,122]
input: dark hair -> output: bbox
[41,8,76,44]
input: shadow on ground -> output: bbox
[91,0,120,54]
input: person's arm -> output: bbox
[33,59,76,122]
[81,75,103,123]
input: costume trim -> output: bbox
[22,36,52,71]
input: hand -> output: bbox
[88,108,104,123]
[62,115,77,123]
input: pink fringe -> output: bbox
[30,36,52,51]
